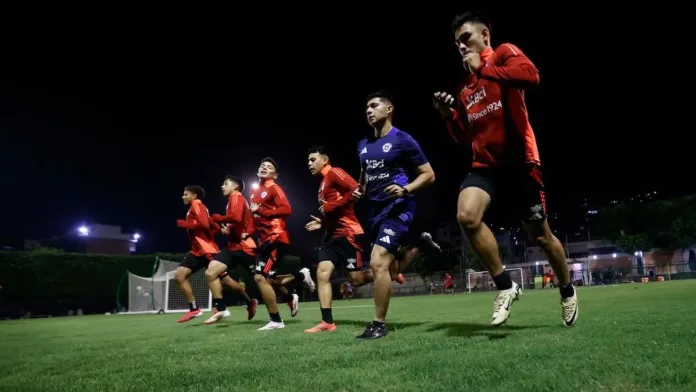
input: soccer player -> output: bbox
[174,185,220,323]
[303,146,372,333]
[204,175,259,324]
[433,11,578,327]
[249,157,315,331]
[354,92,435,339]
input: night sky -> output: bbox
[1,4,677,255]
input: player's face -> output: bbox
[307,152,328,176]
[454,22,489,57]
[366,98,392,126]
[181,190,195,205]
[221,179,237,196]
[257,161,277,180]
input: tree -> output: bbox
[465,246,486,272]
[601,195,696,266]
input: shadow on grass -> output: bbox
[333,319,426,331]
[186,319,300,328]
[426,322,545,340]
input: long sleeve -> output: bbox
[257,185,292,218]
[322,169,358,214]
[442,83,471,144]
[479,43,539,86]
[177,201,210,230]
[212,194,244,224]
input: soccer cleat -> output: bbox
[491,281,522,326]
[395,273,405,284]
[561,292,579,327]
[204,309,230,325]
[258,320,285,330]
[288,293,299,317]
[247,299,258,320]
[299,267,316,292]
[177,308,203,323]
[419,232,442,253]
[304,321,337,333]
[356,322,387,340]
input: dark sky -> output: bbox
[1,3,677,254]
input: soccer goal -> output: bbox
[467,268,526,293]
[164,269,212,313]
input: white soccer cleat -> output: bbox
[491,281,522,326]
[289,293,299,317]
[420,232,442,253]
[204,309,230,325]
[258,320,285,331]
[299,268,316,292]
[561,292,579,327]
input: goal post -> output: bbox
[164,269,212,313]
[467,267,526,293]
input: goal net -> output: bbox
[467,268,526,293]
[164,268,212,313]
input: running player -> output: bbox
[303,146,374,333]
[354,92,436,339]
[204,175,259,324]
[434,11,578,327]
[174,185,220,323]
[250,157,315,331]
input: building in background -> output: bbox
[24,224,139,255]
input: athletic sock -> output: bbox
[214,298,226,312]
[189,301,198,311]
[293,271,305,282]
[285,293,295,303]
[244,297,252,307]
[372,320,385,328]
[269,312,282,323]
[559,284,575,298]
[320,308,333,324]
[492,271,513,290]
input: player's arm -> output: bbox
[477,43,539,86]
[256,186,292,218]
[176,202,211,230]
[211,195,243,224]
[402,134,435,194]
[434,90,469,144]
[321,169,359,214]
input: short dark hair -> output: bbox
[224,175,245,193]
[184,185,205,199]
[308,145,332,164]
[366,90,394,106]
[260,157,279,173]
[452,11,491,34]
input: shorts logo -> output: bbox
[347,258,356,269]
[379,235,391,244]
[383,228,395,236]
[382,143,392,153]
[360,147,367,154]
[529,204,544,221]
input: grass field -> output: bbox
[1,281,695,392]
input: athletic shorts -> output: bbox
[179,252,215,274]
[215,249,255,270]
[254,241,289,277]
[317,234,364,271]
[367,197,419,254]
[460,164,547,223]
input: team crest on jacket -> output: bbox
[382,143,392,152]
[261,191,267,198]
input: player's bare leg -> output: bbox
[174,267,203,323]
[523,220,578,327]
[255,273,284,330]
[396,247,419,273]
[204,261,230,324]
[357,245,393,339]
[305,261,337,333]
[220,274,257,319]
[270,277,300,317]
[458,187,520,326]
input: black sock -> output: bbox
[214,298,226,312]
[189,301,198,311]
[492,271,513,290]
[320,308,333,324]
[372,320,385,327]
[269,312,282,323]
[244,297,252,306]
[293,271,305,282]
[285,293,295,303]
[559,284,575,298]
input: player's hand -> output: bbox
[463,52,482,73]
[352,188,363,201]
[305,215,322,231]
[221,224,229,235]
[319,204,325,214]
[241,232,250,240]
[433,92,455,116]
[250,203,259,212]
[384,184,407,198]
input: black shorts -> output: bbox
[254,242,289,277]
[179,252,215,274]
[460,164,547,223]
[317,235,364,272]
[215,249,255,270]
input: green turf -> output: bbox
[1,281,695,392]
